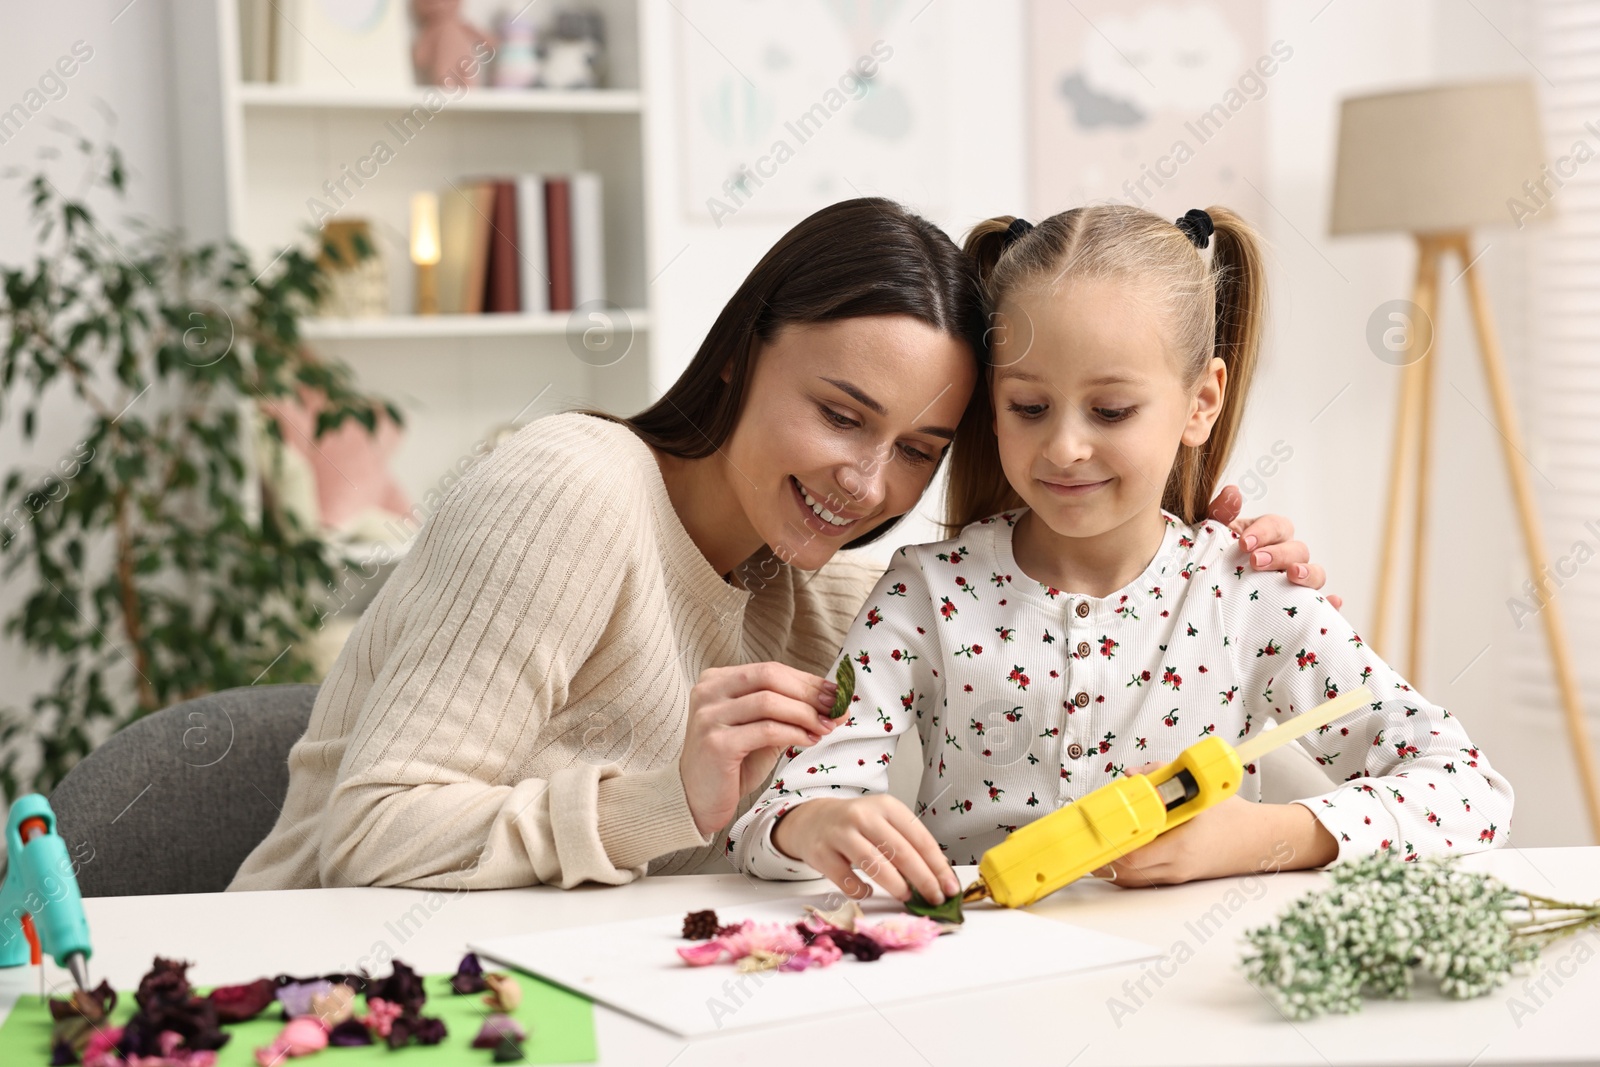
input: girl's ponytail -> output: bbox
[942,217,1036,534]
[963,215,1021,291]
[1163,205,1266,523]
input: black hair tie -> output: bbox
[1002,216,1034,249]
[1175,208,1214,249]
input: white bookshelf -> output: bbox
[170,0,656,507]
[300,310,651,341]
[236,83,644,114]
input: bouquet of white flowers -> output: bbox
[1241,849,1600,1020]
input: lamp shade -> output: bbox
[1329,80,1548,235]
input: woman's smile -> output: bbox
[790,475,865,536]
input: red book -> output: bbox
[484,179,521,313]
[545,178,573,312]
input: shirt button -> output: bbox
[1076,641,1091,658]
[1074,691,1090,707]
[1075,601,1090,618]
[1066,742,1085,759]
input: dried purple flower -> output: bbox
[681,910,719,940]
[471,1013,527,1049]
[119,957,230,1057]
[327,1017,374,1047]
[824,930,884,962]
[368,960,428,1015]
[386,1012,447,1049]
[450,951,488,995]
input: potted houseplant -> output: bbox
[0,136,400,796]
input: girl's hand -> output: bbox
[1206,485,1343,611]
[1089,763,1335,886]
[770,794,962,905]
[680,663,842,838]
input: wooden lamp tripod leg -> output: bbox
[1372,236,1440,665]
[1454,235,1600,842]
[1406,237,1443,684]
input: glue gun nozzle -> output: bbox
[961,878,990,905]
[66,952,89,992]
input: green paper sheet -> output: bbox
[0,973,597,1065]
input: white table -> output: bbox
[3,848,1597,1066]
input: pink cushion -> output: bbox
[261,389,410,530]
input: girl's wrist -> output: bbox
[1270,801,1339,871]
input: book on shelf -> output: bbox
[433,172,604,316]
[484,179,521,314]
[437,181,495,314]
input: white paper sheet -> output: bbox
[470,892,1161,1037]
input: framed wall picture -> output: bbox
[1027,0,1270,218]
[273,0,411,89]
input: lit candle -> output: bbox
[410,192,440,315]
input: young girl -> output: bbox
[726,204,1513,906]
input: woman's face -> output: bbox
[720,315,977,571]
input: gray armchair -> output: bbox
[48,685,317,896]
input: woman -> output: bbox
[228,199,1327,891]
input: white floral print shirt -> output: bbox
[727,509,1514,876]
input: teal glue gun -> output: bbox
[0,795,92,989]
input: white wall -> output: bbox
[0,0,1586,846]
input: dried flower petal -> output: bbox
[803,899,865,932]
[80,1027,122,1067]
[450,952,489,995]
[311,983,356,1026]
[493,1033,526,1063]
[736,948,787,973]
[252,1016,329,1066]
[327,1018,373,1047]
[274,979,332,1019]
[861,913,942,950]
[675,939,727,967]
[483,972,522,1012]
[779,938,843,971]
[472,1013,527,1049]
[206,978,277,1023]
[360,997,403,1038]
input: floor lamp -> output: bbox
[1330,80,1600,842]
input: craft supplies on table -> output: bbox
[0,971,596,1066]
[470,892,1160,1038]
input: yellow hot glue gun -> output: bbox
[962,686,1373,908]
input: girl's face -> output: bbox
[721,315,976,571]
[990,278,1225,540]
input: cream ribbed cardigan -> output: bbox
[227,412,883,891]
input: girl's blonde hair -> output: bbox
[944,204,1266,531]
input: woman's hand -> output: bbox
[1089,763,1338,886]
[1207,485,1343,611]
[771,794,961,905]
[679,662,842,839]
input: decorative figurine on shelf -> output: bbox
[411,0,493,87]
[542,9,605,89]
[317,220,389,318]
[492,15,541,88]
